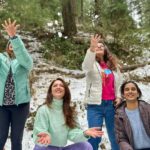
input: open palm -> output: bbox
[2,18,20,37]
[37,132,51,145]
[84,127,104,138]
[90,34,101,52]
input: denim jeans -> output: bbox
[33,142,93,150]
[87,100,119,150]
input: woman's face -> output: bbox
[6,44,13,55]
[51,80,65,99]
[95,43,105,59]
[123,83,139,102]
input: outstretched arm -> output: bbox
[68,126,103,143]
[84,127,104,138]
[2,18,33,70]
[33,106,51,145]
[82,34,101,72]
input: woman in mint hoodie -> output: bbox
[33,78,104,150]
[0,19,33,150]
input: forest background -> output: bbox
[0,1,150,149]
[0,0,149,71]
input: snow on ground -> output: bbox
[129,65,150,79]
[138,82,150,102]
[124,65,150,102]
[5,64,150,150]
[4,34,150,149]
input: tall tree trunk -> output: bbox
[95,0,100,15]
[94,0,102,26]
[61,0,77,36]
[80,0,84,21]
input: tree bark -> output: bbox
[80,0,84,21]
[95,0,100,15]
[94,0,103,26]
[61,0,77,36]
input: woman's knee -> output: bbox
[80,142,93,150]
[33,145,47,150]
[33,145,43,150]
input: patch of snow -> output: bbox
[4,33,150,150]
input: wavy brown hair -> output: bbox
[45,78,77,128]
[96,41,121,71]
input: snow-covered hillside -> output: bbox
[5,34,150,150]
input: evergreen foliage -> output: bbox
[0,0,149,68]
[43,35,88,69]
[0,0,60,29]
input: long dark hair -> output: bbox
[45,78,77,128]
[97,41,120,71]
[120,81,142,99]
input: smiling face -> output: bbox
[6,43,14,55]
[51,80,65,100]
[123,82,140,102]
[95,43,105,60]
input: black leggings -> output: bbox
[0,103,29,150]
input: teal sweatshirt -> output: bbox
[33,99,87,147]
[0,36,33,105]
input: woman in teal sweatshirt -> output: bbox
[0,19,33,150]
[33,78,103,150]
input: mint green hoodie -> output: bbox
[0,36,33,105]
[33,99,87,147]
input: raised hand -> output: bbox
[90,34,101,52]
[37,132,51,145]
[84,127,104,138]
[2,18,20,37]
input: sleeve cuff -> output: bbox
[10,35,18,40]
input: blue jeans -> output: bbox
[87,100,119,150]
[33,142,93,150]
